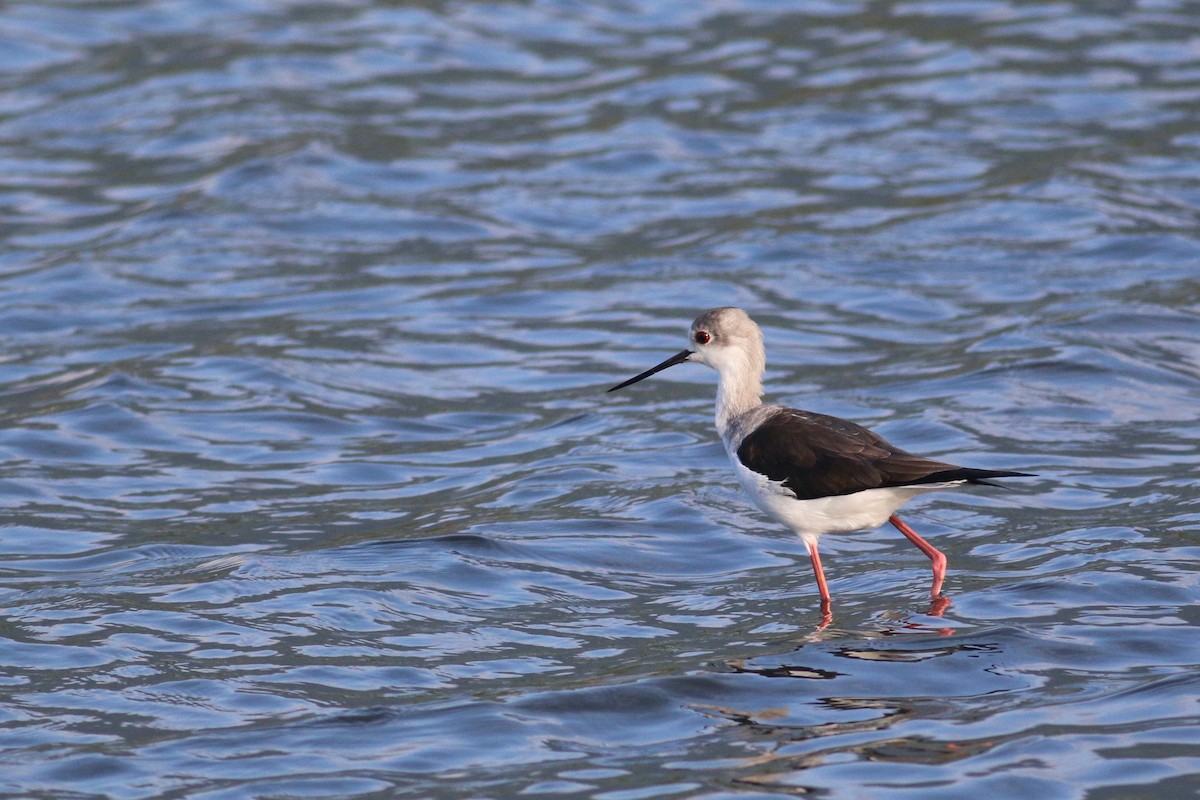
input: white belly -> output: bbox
[728,451,959,546]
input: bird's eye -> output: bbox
[694,330,711,345]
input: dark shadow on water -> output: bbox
[357,532,505,553]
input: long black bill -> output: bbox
[608,349,693,392]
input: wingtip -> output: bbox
[971,470,1036,489]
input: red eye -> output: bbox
[694,330,710,345]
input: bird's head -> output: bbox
[608,307,765,392]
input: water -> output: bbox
[1,0,1198,796]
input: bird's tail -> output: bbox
[925,468,1035,489]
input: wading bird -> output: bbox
[609,307,1031,619]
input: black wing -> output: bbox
[736,409,1031,501]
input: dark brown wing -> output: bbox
[735,409,1030,500]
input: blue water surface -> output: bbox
[1,0,1198,797]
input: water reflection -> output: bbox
[1,0,1199,796]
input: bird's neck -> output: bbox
[714,368,763,438]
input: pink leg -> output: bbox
[806,540,833,625]
[889,515,946,598]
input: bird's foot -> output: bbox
[815,599,833,631]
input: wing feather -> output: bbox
[735,410,1029,500]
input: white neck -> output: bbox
[713,357,764,439]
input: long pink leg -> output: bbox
[889,515,946,598]
[806,540,833,625]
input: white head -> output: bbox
[686,307,766,381]
[608,308,767,426]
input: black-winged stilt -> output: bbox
[608,307,1031,617]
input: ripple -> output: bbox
[0,0,1198,797]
